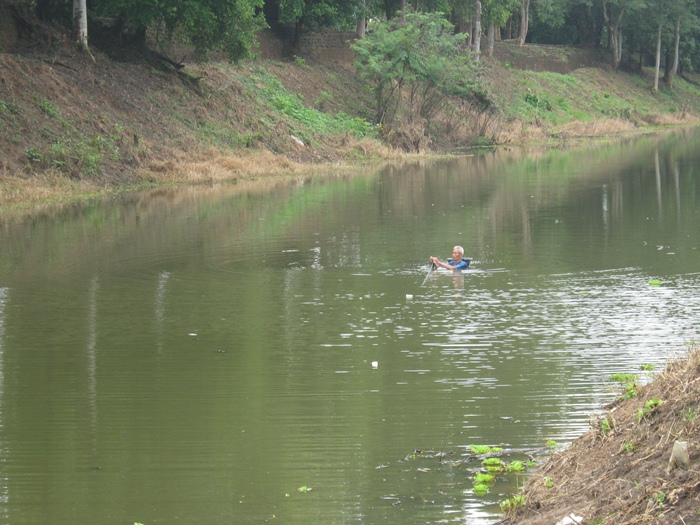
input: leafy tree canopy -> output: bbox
[352,12,478,124]
[95,0,267,60]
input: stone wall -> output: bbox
[256,27,356,64]
[0,5,19,51]
[489,41,607,73]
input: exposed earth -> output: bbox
[507,344,700,525]
[3,6,700,211]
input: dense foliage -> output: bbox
[12,0,700,76]
[352,12,477,125]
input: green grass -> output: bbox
[34,94,61,118]
[242,68,375,139]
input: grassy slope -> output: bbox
[1,32,700,210]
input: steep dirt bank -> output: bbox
[501,344,700,525]
[2,17,700,211]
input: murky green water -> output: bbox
[1,128,699,525]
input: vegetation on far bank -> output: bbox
[2,7,700,212]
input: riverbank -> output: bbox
[501,343,700,525]
[3,17,700,214]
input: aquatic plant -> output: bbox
[482,457,506,472]
[610,373,639,399]
[610,373,638,383]
[473,483,490,495]
[500,494,526,514]
[506,460,525,472]
[473,472,495,484]
[636,398,663,421]
[470,444,503,455]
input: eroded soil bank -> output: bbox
[503,344,700,525]
[3,12,700,211]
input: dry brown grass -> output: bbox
[551,118,638,138]
[0,168,117,210]
[144,148,305,182]
[141,142,402,184]
[493,122,551,144]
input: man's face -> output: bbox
[452,250,461,259]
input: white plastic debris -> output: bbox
[406,294,413,300]
[556,513,583,525]
[371,361,378,369]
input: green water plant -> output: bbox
[610,373,639,399]
[482,457,506,472]
[500,494,526,514]
[473,472,495,484]
[472,470,496,495]
[636,398,663,421]
[506,460,525,472]
[470,444,503,455]
[648,279,662,286]
[473,483,490,495]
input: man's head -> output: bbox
[453,246,464,259]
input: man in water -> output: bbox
[430,246,469,270]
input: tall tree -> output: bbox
[519,0,531,44]
[474,0,483,59]
[666,9,681,84]
[653,14,664,89]
[665,0,696,85]
[483,0,520,55]
[72,0,89,52]
[601,0,625,71]
[352,12,474,125]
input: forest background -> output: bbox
[2,0,700,210]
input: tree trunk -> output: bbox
[653,18,663,91]
[355,0,366,39]
[72,0,88,50]
[72,0,94,61]
[519,0,530,46]
[602,0,624,71]
[487,20,495,57]
[356,17,366,38]
[400,0,406,24]
[667,15,681,86]
[612,26,622,70]
[474,0,482,61]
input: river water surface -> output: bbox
[1,128,699,525]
